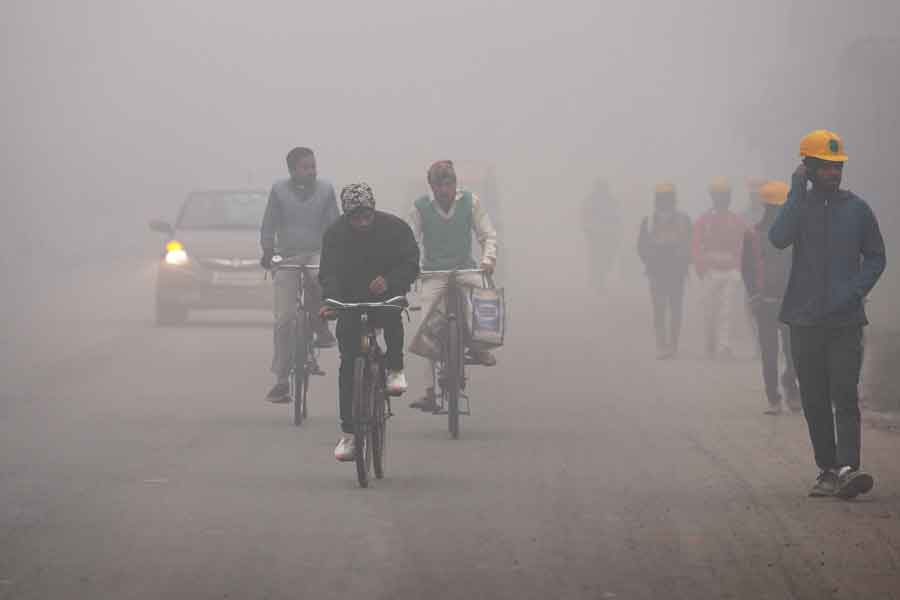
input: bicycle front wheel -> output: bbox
[352,357,373,488]
[446,316,462,439]
[290,369,305,426]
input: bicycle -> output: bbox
[417,269,488,439]
[324,296,407,488]
[270,254,324,426]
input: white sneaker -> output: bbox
[386,370,408,396]
[334,434,355,462]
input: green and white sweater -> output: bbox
[408,190,498,271]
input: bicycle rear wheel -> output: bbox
[372,365,387,479]
[290,370,304,426]
[352,357,372,488]
[292,317,310,426]
[447,316,462,439]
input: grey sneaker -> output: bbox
[809,469,838,497]
[409,388,440,412]
[266,382,290,404]
[835,466,874,499]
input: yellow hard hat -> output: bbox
[759,180,789,206]
[709,177,731,194]
[799,129,848,162]
[655,182,676,194]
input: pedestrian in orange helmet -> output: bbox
[741,181,798,415]
[692,178,749,359]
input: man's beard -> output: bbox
[291,175,316,189]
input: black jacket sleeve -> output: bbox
[384,219,420,294]
[852,203,887,303]
[318,225,341,301]
[769,172,806,249]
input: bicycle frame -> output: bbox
[271,255,320,425]
[325,297,405,487]
[418,269,485,437]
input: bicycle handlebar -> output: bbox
[272,263,319,270]
[270,254,319,271]
[324,297,408,310]
[419,268,484,276]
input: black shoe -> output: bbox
[409,389,440,413]
[314,331,337,349]
[835,467,874,499]
[266,383,290,404]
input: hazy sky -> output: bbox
[4,0,899,261]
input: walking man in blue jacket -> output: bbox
[770,130,886,499]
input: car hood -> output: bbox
[172,229,260,260]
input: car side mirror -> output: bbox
[149,219,173,234]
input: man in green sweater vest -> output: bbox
[407,160,499,412]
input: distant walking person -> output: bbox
[770,130,886,499]
[582,179,623,292]
[692,177,748,359]
[637,183,693,359]
[741,180,798,414]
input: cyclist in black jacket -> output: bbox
[318,183,420,461]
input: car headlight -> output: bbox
[164,240,189,266]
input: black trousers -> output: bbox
[755,302,797,405]
[790,324,864,471]
[649,276,685,352]
[336,310,403,434]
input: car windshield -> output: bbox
[177,191,267,230]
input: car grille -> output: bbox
[197,258,260,270]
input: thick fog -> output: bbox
[5,0,899,377]
[5,3,900,597]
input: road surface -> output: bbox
[2,257,899,600]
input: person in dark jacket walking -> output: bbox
[741,180,798,414]
[582,179,623,292]
[770,130,886,499]
[319,183,420,462]
[638,183,693,359]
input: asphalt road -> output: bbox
[2,257,899,600]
